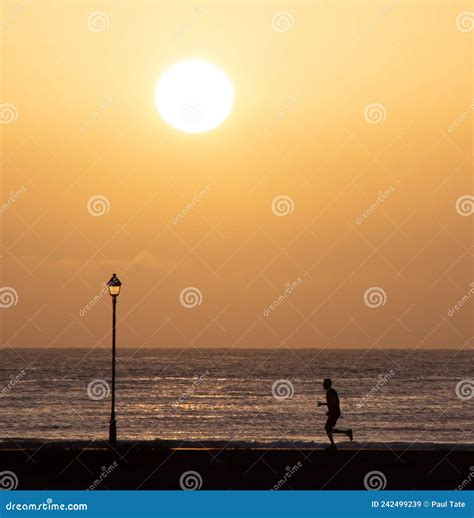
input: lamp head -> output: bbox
[107,273,122,297]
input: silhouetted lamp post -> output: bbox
[107,273,122,445]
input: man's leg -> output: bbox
[332,428,353,440]
[325,420,336,447]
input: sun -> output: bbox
[155,59,234,134]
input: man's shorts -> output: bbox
[325,413,340,432]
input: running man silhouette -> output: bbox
[317,378,353,449]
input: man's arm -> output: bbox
[317,401,327,407]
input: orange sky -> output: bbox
[1,1,473,349]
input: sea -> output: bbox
[1,348,472,447]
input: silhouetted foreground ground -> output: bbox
[1,441,472,490]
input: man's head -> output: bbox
[323,378,332,390]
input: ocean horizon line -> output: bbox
[2,346,469,351]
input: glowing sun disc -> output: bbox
[155,59,234,134]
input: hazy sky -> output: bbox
[1,1,472,349]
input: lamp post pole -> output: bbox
[107,273,122,446]
[109,293,117,444]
